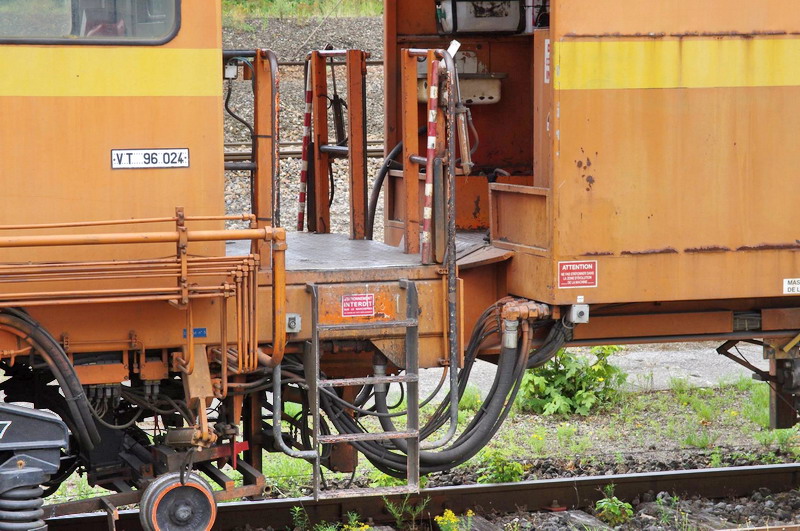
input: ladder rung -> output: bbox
[317,319,417,332]
[319,374,419,388]
[318,430,418,444]
[318,485,419,499]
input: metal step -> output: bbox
[317,485,419,500]
[319,374,419,388]
[318,430,419,444]
[316,319,417,332]
[305,280,421,500]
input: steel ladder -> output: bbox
[305,280,421,500]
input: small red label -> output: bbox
[342,294,375,317]
[558,261,598,289]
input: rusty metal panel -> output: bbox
[490,184,550,251]
[528,0,800,305]
[572,311,734,341]
[763,308,800,331]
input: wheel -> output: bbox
[139,472,217,531]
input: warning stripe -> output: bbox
[555,37,800,91]
[421,59,440,265]
[297,60,314,231]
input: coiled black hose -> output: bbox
[0,309,100,452]
[366,127,426,240]
[317,303,545,477]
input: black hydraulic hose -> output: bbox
[526,319,572,369]
[366,141,403,240]
[365,126,426,240]
[0,311,100,451]
[320,311,563,477]
[320,338,522,476]
[317,308,524,475]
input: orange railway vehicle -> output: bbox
[0,0,798,529]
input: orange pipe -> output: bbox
[0,214,255,231]
[0,228,275,249]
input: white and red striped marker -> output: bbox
[297,60,313,231]
[421,60,441,265]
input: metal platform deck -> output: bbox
[227,231,502,273]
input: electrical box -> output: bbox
[438,1,525,33]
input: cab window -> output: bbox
[0,0,179,43]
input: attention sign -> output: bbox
[558,261,598,289]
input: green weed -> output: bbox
[682,428,719,449]
[516,346,627,416]
[476,449,524,484]
[595,484,633,526]
[383,494,429,530]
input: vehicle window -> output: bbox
[0,0,178,43]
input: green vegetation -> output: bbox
[476,449,524,484]
[434,509,475,531]
[223,0,382,26]
[290,507,371,530]
[382,494,430,530]
[369,470,428,489]
[516,346,627,416]
[594,484,633,526]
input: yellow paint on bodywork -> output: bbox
[555,38,800,91]
[0,47,221,97]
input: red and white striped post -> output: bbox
[421,57,440,265]
[297,60,314,231]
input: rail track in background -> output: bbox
[45,464,800,530]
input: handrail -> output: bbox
[0,214,255,231]
[0,228,276,248]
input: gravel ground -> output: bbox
[223,18,386,238]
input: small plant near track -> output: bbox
[476,449,524,484]
[343,511,371,530]
[515,346,627,416]
[529,426,547,456]
[291,505,311,530]
[682,426,719,449]
[434,508,474,531]
[594,484,633,526]
[290,507,372,530]
[383,494,430,530]
[369,470,427,489]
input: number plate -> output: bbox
[111,149,190,169]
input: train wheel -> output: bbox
[139,472,216,531]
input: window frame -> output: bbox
[0,0,181,46]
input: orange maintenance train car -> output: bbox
[0,1,798,529]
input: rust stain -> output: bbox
[582,251,613,256]
[472,196,481,220]
[621,247,678,256]
[685,246,731,253]
[564,31,793,39]
[737,243,800,252]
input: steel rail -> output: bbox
[45,464,800,530]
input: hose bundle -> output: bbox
[0,309,101,452]
[271,301,570,478]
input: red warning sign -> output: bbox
[342,294,375,317]
[558,261,598,289]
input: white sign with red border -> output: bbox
[342,294,375,317]
[558,261,598,289]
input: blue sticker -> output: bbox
[182,328,208,339]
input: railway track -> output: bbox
[45,464,800,530]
